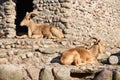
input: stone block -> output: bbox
[0,58,8,64]
[53,66,71,80]
[26,52,33,58]
[26,66,40,80]
[0,64,23,80]
[39,67,54,80]
[7,50,14,56]
[93,69,113,80]
[60,17,69,23]
[21,54,26,59]
[0,52,7,58]
[61,3,71,9]
[33,0,40,4]
[41,47,57,54]
[114,71,120,80]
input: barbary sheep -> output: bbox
[60,46,99,66]
[20,12,64,39]
[60,37,105,66]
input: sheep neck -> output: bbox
[28,19,38,31]
[89,45,99,57]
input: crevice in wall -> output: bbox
[70,72,93,79]
[15,0,33,36]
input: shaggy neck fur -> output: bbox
[28,19,38,32]
[88,44,100,58]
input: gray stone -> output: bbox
[21,54,26,59]
[93,69,113,80]
[57,22,66,29]
[26,66,40,80]
[108,55,119,65]
[0,64,23,80]
[5,45,11,49]
[64,29,73,34]
[0,52,7,58]
[0,45,5,48]
[40,67,54,80]
[60,8,67,13]
[60,17,69,23]
[32,44,39,51]
[41,47,57,54]
[33,0,40,4]
[0,58,8,64]
[61,3,71,9]
[114,71,120,80]
[26,52,33,58]
[53,66,71,80]
[0,5,4,12]
[7,50,14,56]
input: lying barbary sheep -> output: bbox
[60,37,105,66]
[20,12,64,39]
[60,46,99,66]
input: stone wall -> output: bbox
[0,0,120,79]
[32,0,120,53]
[0,0,16,38]
[0,0,119,52]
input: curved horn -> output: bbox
[29,12,37,16]
[25,12,37,19]
[90,37,99,42]
[88,36,100,43]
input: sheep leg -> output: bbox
[74,53,84,66]
[48,33,56,39]
[28,28,32,38]
[87,58,100,66]
[32,35,43,39]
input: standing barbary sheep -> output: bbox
[20,12,64,39]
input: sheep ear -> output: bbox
[26,12,29,15]
[99,44,105,53]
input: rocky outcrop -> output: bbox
[0,0,120,80]
[0,64,23,80]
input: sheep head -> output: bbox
[20,12,37,27]
[91,37,105,54]
[96,41,105,54]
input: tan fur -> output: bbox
[75,46,99,65]
[60,38,105,66]
[20,12,64,39]
[60,48,82,66]
[88,37,105,58]
[60,46,99,66]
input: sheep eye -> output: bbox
[25,18,29,20]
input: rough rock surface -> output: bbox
[0,0,120,80]
[0,64,23,80]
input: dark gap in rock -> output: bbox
[70,72,93,78]
[15,0,33,36]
